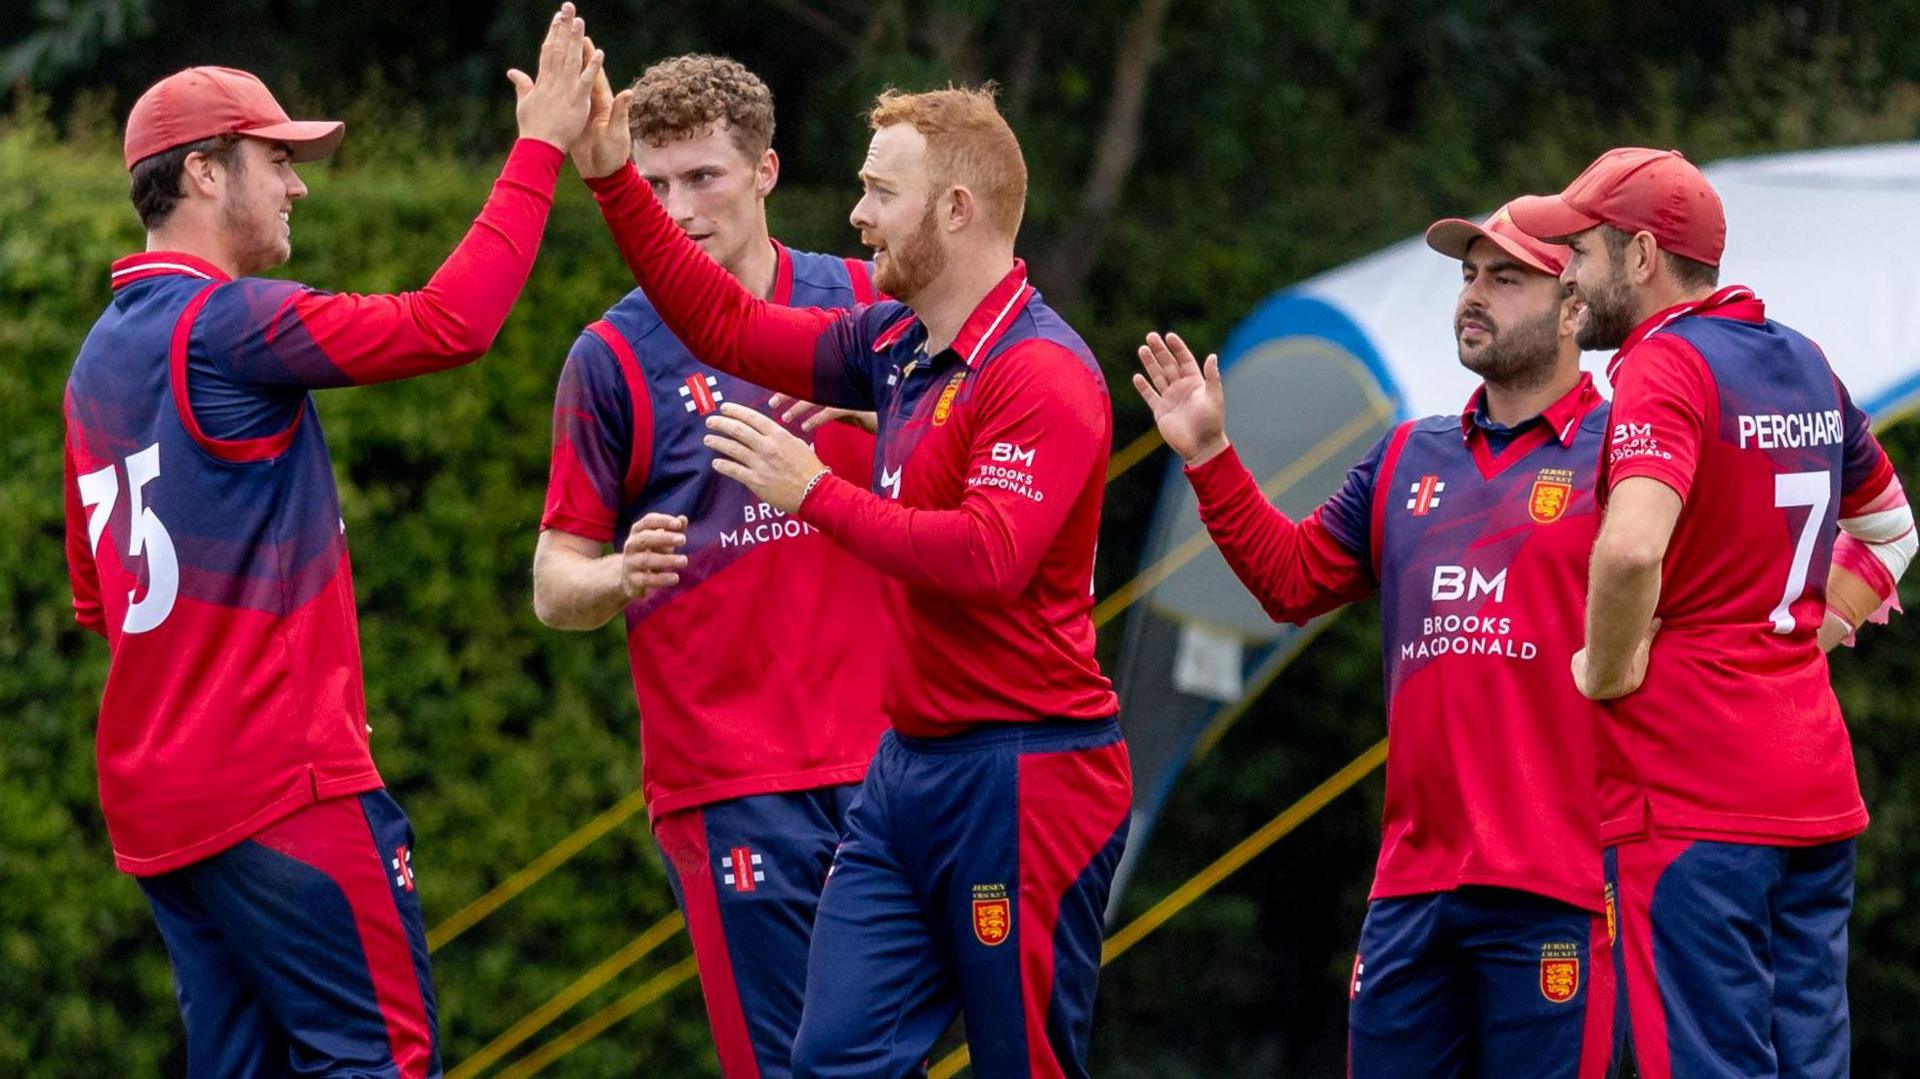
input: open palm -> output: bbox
[1133,331,1229,466]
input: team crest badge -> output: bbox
[972,883,1010,946]
[1604,883,1617,945]
[1529,467,1576,524]
[933,370,967,426]
[1539,942,1580,1003]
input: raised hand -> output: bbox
[507,4,605,152]
[621,512,689,600]
[768,393,880,435]
[571,54,635,179]
[1133,331,1229,466]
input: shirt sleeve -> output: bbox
[540,329,642,544]
[1605,337,1712,502]
[192,138,564,394]
[1183,442,1377,625]
[585,162,888,410]
[1836,375,1897,515]
[795,341,1105,603]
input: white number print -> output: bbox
[78,443,180,634]
[1768,469,1832,635]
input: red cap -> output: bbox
[1506,147,1725,266]
[1424,200,1570,276]
[124,67,344,170]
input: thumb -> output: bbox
[1202,352,1223,390]
[610,88,634,130]
[506,69,534,98]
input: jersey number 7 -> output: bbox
[1768,470,1832,635]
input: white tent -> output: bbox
[1294,141,1920,424]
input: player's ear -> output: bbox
[944,185,975,234]
[1630,230,1660,286]
[756,147,779,198]
[1559,295,1584,341]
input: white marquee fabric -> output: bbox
[1293,141,1920,424]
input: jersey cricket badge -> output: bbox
[972,883,1011,946]
[1529,468,1576,524]
[1604,882,1617,945]
[933,370,967,426]
[391,845,415,892]
[1539,941,1580,1003]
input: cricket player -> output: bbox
[532,55,889,1078]
[62,10,600,1075]
[1133,206,1614,1076]
[1510,147,1915,1078]
[566,78,1128,1077]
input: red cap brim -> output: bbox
[238,119,345,162]
[1504,194,1601,244]
[1423,218,1562,276]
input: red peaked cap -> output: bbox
[1507,147,1726,267]
[1424,200,1571,277]
[124,66,344,170]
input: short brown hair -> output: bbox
[627,54,774,162]
[128,134,242,230]
[1601,225,1719,290]
[869,85,1027,238]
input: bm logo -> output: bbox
[991,442,1036,466]
[1432,565,1507,602]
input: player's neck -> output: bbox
[1631,279,1718,327]
[726,231,780,300]
[917,249,1017,355]
[145,227,243,279]
[1483,355,1580,427]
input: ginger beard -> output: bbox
[872,196,947,302]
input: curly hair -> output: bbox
[868,85,1026,238]
[627,54,775,162]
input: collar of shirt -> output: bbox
[109,250,232,290]
[1458,370,1603,447]
[869,259,1036,371]
[1607,284,1763,383]
[768,239,795,305]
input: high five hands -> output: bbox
[1133,331,1230,467]
[508,4,606,152]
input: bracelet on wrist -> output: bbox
[800,468,832,506]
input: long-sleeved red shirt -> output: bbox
[65,138,562,874]
[586,163,1117,734]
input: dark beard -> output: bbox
[873,199,947,302]
[1459,306,1560,392]
[1575,269,1637,351]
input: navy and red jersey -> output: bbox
[1186,375,1610,911]
[541,242,891,816]
[1598,285,1901,846]
[64,138,565,875]
[584,163,1118,736]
